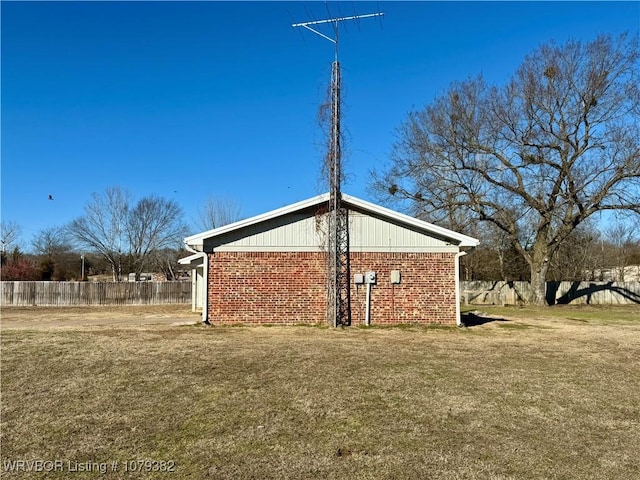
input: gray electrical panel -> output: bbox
[365,271,377,284]
[354,273,364,284]
[390,270,401,284]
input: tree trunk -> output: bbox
[528,241,550,305]
[529,263,549,305]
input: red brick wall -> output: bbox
[207,251,457,325]
[207,252,326,325]
[350,252,457,325]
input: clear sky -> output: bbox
[2,1,639,249]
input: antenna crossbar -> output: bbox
[292,12,383,46]
[291,12,383,28]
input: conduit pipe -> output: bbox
[365,281,372,326]
[185,242,209,325]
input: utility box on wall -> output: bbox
[390,270,401,284]
[365,271,377,284]
[354,273,364,284]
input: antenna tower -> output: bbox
[292,11,383,327]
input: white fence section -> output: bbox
[461,281,640,305]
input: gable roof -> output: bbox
[184,193,479,250]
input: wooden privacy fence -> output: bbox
[3,280,638,308]
[462,280,640,306]
[1,281,191,306]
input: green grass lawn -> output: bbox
[2,308,639,479]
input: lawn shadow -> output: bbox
[461,311,509,327]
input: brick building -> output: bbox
[181,193,478,326]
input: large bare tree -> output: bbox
[67,187,130,280]
[68,187,188,281]
[127,195,189,280]
[373,34,639,304]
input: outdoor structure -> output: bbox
[181,193,479,326]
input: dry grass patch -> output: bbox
[465,304,640,325]
[0,304,199,328]
[2,312,640,478]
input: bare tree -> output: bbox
[1,221,22,256]
[31,226,72,257]
[148,247,187,281]
[547,220,599,281]
[195,196,243,231]
[31,226,77,280]
[67,187,130,281]
[373,34,639,304]
[127,196,189,280]
[67,187,190,281]
[604,217,640,281]
[459,222,530,281]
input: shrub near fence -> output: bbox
[462,281,640,306]
[0,281,191,307]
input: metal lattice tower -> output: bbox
[293,11,383,327]
[326,58,350,327]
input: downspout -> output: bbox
[455,250,468,327]
[185,242,209,325]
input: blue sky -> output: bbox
[2,1,639,248]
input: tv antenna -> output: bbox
[292,10,383,327]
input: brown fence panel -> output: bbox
[0,281,191,306]
[461,281,640,306]
[461,281,530,306]
[547,281,640,305]
[3,280,637,307]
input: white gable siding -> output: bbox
[206,209,458,253]
[204,213,323,251]
[348,212,456,252]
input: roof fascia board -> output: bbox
[210,245,461,253]
[178,253,205,266]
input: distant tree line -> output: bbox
[2,189,638,283]
[1,188,244,282]
[460,219,640,282]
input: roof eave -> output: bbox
[178,253,205,267]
